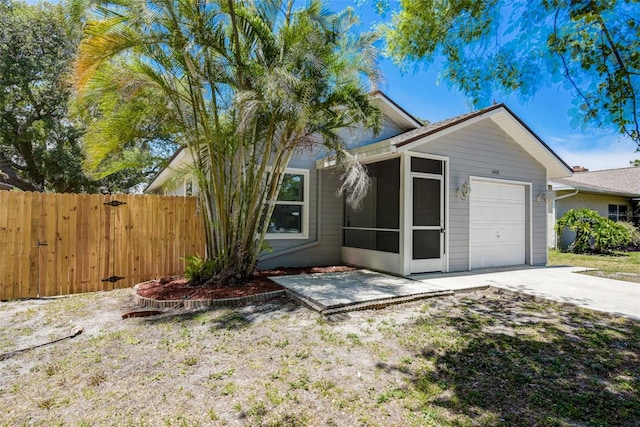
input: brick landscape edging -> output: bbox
[132,283,286,309]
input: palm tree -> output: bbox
[74,0,381,284]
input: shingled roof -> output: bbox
[385,103,572,179]
[551,167,640,197]
[387,104,506,147]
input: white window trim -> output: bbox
[266,168,310,240]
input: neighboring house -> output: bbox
[550,166,640,248]
[145,91,572,275]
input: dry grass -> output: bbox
[1,288,639,426]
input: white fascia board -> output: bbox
[371,92,422,130]
[315,139,396,169]
[488,111,572,179]
[145,149,194,193]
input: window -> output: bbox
[185,179,193,196]
[608,204,628,222]
[266,169,309,239]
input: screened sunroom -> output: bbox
[340,155,447,276]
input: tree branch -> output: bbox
[595,14,639,142]
[0,151,42,191]
[552,8,603,128]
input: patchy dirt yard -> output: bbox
[1,287,639,426]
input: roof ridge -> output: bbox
[575,166,639,174]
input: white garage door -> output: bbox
[469,180,526,269]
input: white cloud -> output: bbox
[544,129,638,171]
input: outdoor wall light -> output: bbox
[457,181,471,201]
[537,191,552,204]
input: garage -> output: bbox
[469,179,528,269]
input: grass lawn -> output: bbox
[1,286,639,426]
[548,249,640,283]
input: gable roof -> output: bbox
[146,91,421,193]
[551,167,640,197]
[144,146,192,194]
[346,103,572,179]
[148,97,574,192]
[369,90,422,130]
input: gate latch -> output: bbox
[104,200,126,207]
[102,276,125,283]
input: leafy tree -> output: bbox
[0,0,89,192]
[382,0,640,148]
[631,159,640,167]
[0,0,174,193]
[73,59,180,192]
[75,0,381,284]
[556,208,630,253]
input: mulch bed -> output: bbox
[136,266,356,301]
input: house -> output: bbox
[550,166,640,248]
[145,91,572,275]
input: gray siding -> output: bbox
[258,169,343,268]
[411,120,548,271]
[339,117,407,150]
[257,117,408,268]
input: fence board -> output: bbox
[37,193,47,297]
[66,194,78,295]
[160,197,169,277]
[130,194,142,285]
[76,194,89,294]
[150,196,160,279]
[87,195,100,292]
[15,193,30,299]
[26,192,39,298]
[40,193,56,296]
[0,191,8,299]
[0,192,204,299]
[114,194,126,288]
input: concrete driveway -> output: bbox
[415,266,640,320]
[274,266,640,319]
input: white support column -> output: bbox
[400,153,411,276]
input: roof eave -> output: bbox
[395,104,572,179]
[553,183,640,198]
[316,139,397,169]
[370,90,422,130]
[144,147,191,193]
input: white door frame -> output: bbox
[401,152,449,275]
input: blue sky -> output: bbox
[343,0,639,171]
[376,54,639,172]
[28,0,639,170]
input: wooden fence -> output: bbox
[0,192,205,300]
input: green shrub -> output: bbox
[182,254,216,286]
[182,253,238,285]
[555,209,630,254]
[617,221,640,250]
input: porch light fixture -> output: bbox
[457,181,471,201]
[537,191,552,204]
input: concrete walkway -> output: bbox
[272,266,640,319]
[271,269,460,315]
